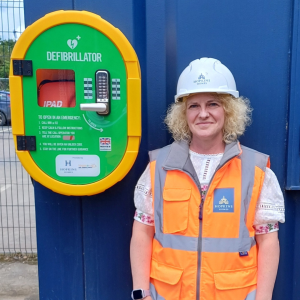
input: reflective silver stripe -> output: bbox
[153,146,169,237]
[245,289,256,300]
[239,148,256,247]
[154,233,198,251]
[202,236,256,252]
[150,283,166,300]
[240,145,269,225]
[239,147,269,252]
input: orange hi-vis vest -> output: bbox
[148,140,270,300]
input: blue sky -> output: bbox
[0,0,25,40]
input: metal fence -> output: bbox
[0,78,9,91]
[0,127,36,255]
[0,0,37,255]
[0,0,25,41]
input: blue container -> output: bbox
[24,0,297,298]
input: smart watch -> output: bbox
[131,289,151,299]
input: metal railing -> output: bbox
[0,0,37,255]
[0,0,25,41]
[0,127,36,254]
[0,78,9,91]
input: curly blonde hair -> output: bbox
[164,93,252,144]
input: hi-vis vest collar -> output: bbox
[161,140,242,187]
[148,140,269,300]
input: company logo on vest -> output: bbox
[213,188,234,212]
[219,196,229,205]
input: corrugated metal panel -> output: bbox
[23,0,296,298]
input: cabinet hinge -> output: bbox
[13,60,33,76]
[17,136,36,151]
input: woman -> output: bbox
[130,57,285,300]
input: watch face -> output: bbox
[132,290,143,299]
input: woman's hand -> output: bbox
[255,231,280,300]
[130,220,155,298]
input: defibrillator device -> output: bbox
[9,10,141,196]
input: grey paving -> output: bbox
[0,261,39,300]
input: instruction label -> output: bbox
[38,114,89,151]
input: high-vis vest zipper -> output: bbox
[148,140,269,300]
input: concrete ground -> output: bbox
[0,261,39,300]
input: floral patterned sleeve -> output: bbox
[134,210,154,226]
[133,164,154,226]
[255,223,279,234]
[253,167,285,235]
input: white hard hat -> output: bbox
[175,57,239,102]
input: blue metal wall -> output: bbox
[24,0,297,299]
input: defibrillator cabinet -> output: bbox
[9,10,141,196]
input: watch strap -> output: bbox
[143,289,151,298]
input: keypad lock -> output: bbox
[80,69,110,115]
[96,70,110,115]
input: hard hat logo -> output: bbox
[174,57,239,101]
[194,73,211,85]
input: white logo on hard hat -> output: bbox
[193,73,210,85]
